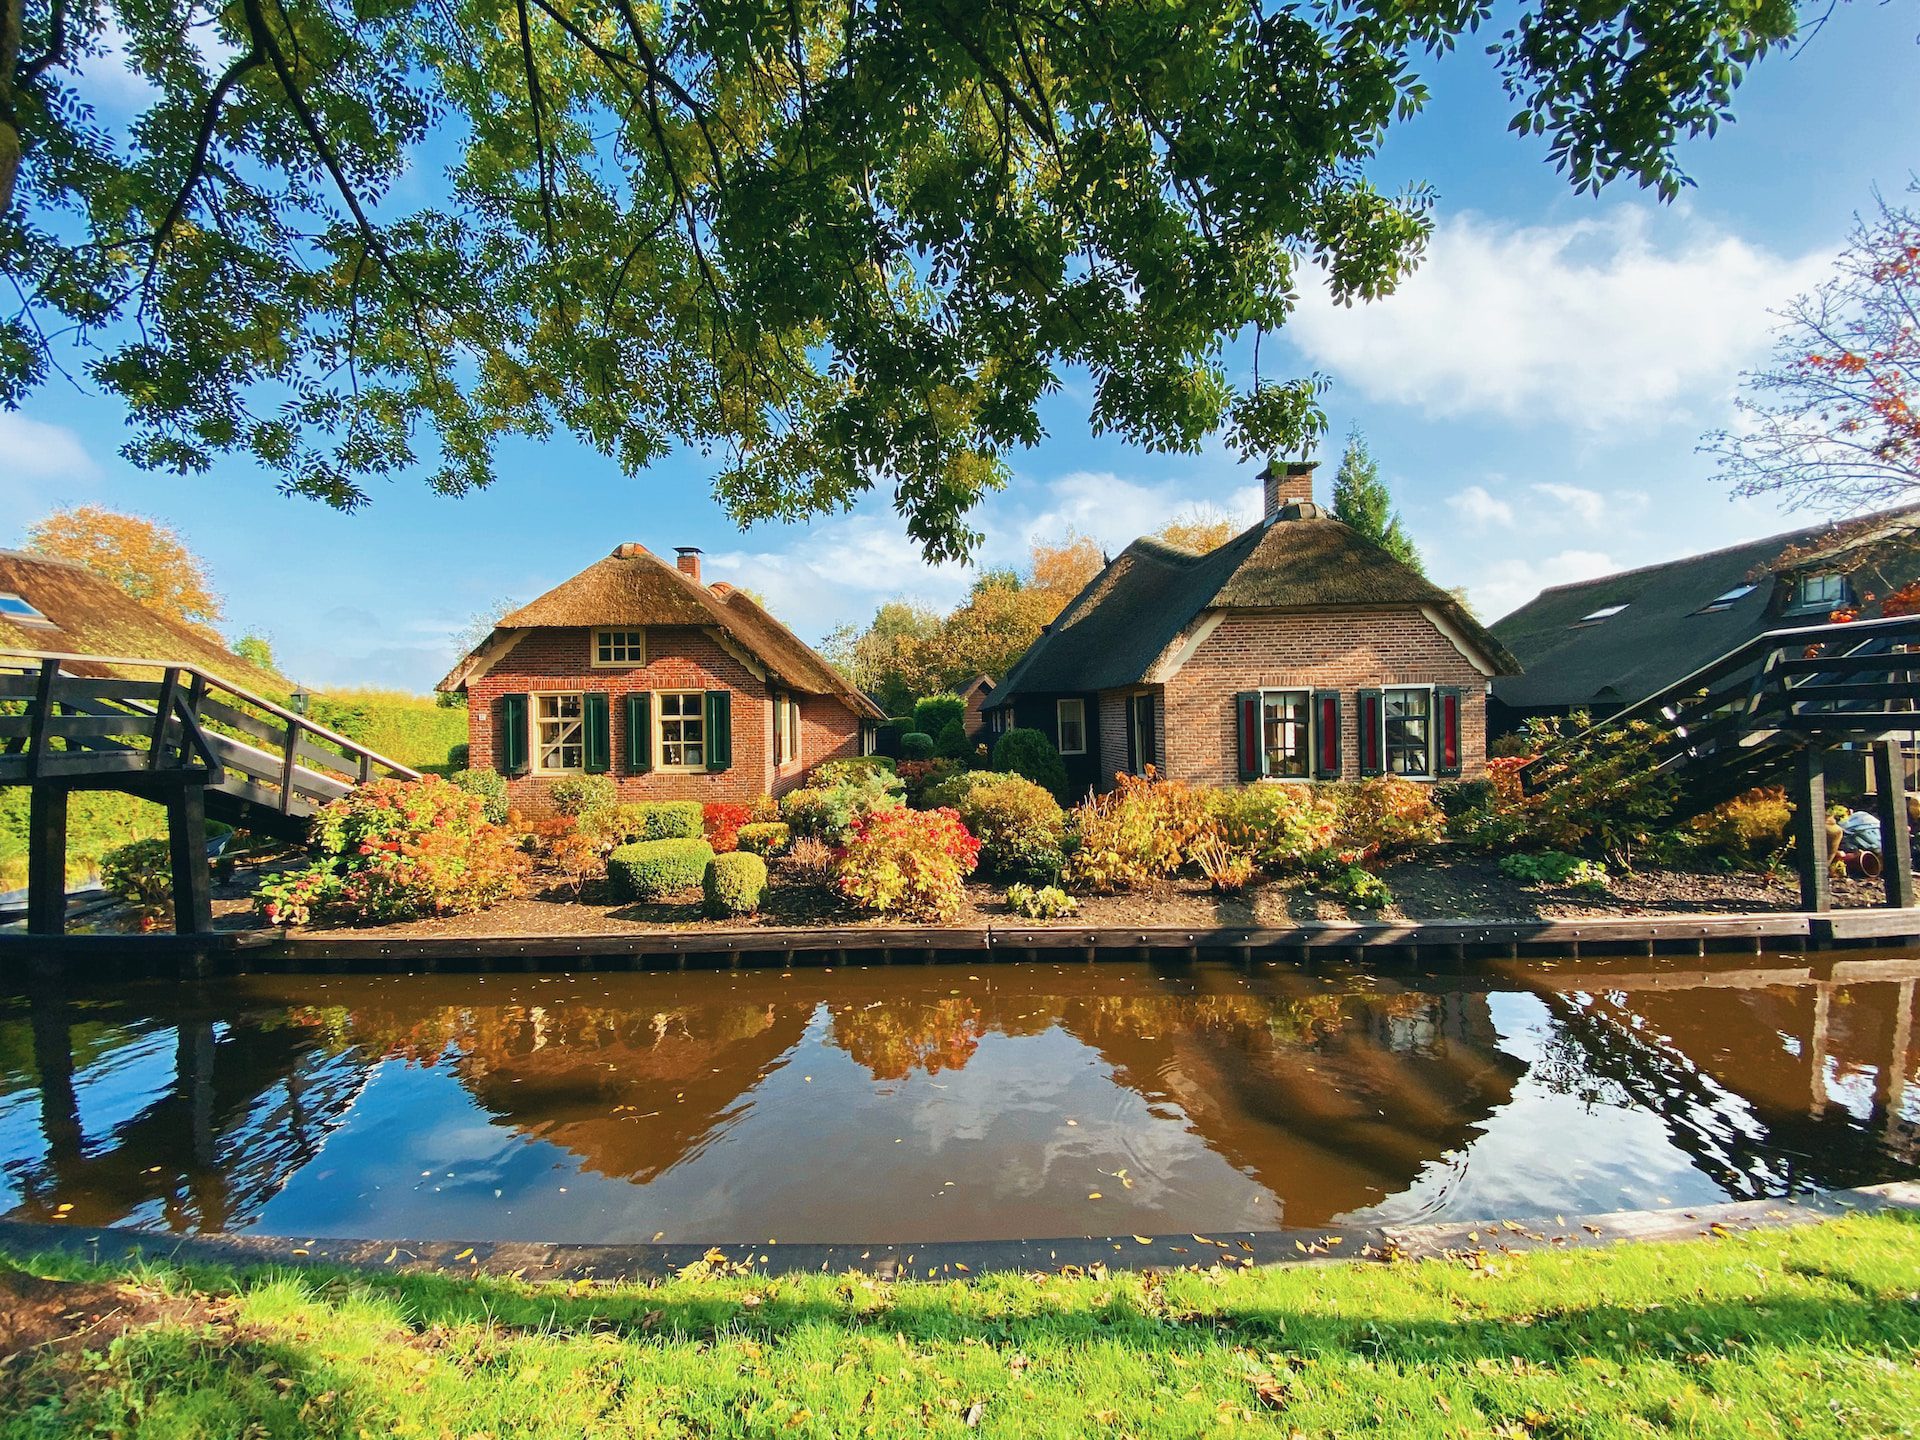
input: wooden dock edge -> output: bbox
[6,907,1920,977]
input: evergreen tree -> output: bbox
[1331,430,1425,576]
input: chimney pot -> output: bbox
[674,546,704,584]
[1261,459,1320,522]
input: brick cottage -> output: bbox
[985,462,1521,796]
[439,544,884,815]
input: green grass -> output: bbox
[0,788,169,891]
[5,1213,1919,1437]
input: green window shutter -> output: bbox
[1234,691,1260,781]
[1356,689,1384,777]
[1436,686,1464,777]
[583,692,611,774]
[1313,689,1342,780]
[624,692,652,774]
[705,690,733,772]
[497,693,528,777]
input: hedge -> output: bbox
[607,838,714,900]
[703,851,769,918]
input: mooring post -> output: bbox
[1793,746,1832,914]
[26,783,69,936]
[167,785,215,935]
[1873,739,1915,910]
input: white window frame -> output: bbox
[1055,697,1087,755]
[656,690,707,772]
[774,692,802,766]
[788,697,803,764]
[1382,685,1435,780]
[1257,689,1313,781]
[592,627,646,667]
[0,591,55,628]
[531,691,587,776]
[1792,573,1849,613]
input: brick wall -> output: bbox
[467,626,860,815]
[1090,688,1162,792]
[1162,609,1489,786]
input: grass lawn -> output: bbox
[3,1214,1917,1438]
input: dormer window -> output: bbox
[1790,573,1850,614]
[592,628,645,666]
[1697,584,1756,614]
[0,592,54,628]
[1572,603,1628,628]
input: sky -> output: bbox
[3,7,1918,694]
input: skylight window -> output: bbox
[1573,603,1628,627]
[1697,584,1757,614]
[0,592,55,628]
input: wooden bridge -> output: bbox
[2,651,419,936]
[1522,614,1920,914]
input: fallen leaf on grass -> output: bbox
[1249,1370,1291,1410]
[963,1400,985,1427]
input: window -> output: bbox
[533,693,585,774]
[658,691,706,769]
[1697,584,1756,614]
[1261,690,1312,779]
[1383,687,1433,777]
[1572,603,1628,627]
[0,592,54,628]
[1792,573,1850,613]
[593,628,645,665]
[1129,693,1156,775]
[774,693,802,765]
[1056,698,1087,755]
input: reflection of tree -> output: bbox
[827,999,987,1080]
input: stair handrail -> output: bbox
[0,648,423,783]
[1518,614,1920,787]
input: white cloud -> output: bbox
[1288,208,1826,428]
[1447,484,1515,528]
[1459,548,1621,624]
[0,412,100,482]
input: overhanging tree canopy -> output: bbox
[2,0,1795,560]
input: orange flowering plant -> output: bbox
[836,806,981,921]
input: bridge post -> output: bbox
[1792,745,1832,914]
[167,784,215,936]
[1873,739,1915,910]
[26,784,68,936]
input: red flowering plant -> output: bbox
[255,776,530,927]
[835,805,981,921]
[703,801,753,853]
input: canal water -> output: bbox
[2,960,1915,1244]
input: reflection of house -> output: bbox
[439,543,884,815]
[1489,507,1920,733]
[987,462,1516,795]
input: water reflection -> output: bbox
[1,962,1915,1243]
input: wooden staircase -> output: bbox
[2,651,420,936]
[1519,614,1920,912]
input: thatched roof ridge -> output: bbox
[0,549,286,692]
[993,517,1517,702]
[442,543,882,715]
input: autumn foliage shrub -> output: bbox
[1190,834,1255,893]
[736,821,792,856]
[100,838,175,927]
[579,800,703,849]
[255,776,528,926]
[447,767,509,824]
[1204,784,1338,870]
[1689,787,1793,866]
[1004,882,1077,919]
[1326,776,1444,860]
[779,770,903,843]
[1061,770,1208,892]
[703,801,753,853]
[836,806,982,920]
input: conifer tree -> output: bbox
[1331,429,1425,576]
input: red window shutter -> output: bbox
[1437,687,1463,777]
[1235,692,1260,780]
[1356,689,1383,777]
[1313,689,1342,780]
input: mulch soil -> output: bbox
[0,1267,226,1364]
[141,845,1895,942]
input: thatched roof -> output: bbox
[439,543,883,717]
[1490,506,1920,713]
[992,516,1517,701]
[0,549,287,692]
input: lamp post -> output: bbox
[289,688,310,718]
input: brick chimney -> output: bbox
[1260,459,1321,522]
[674,546,704,584]
[614,542,649,559]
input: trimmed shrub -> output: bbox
[912,693,966,738]
[779,770,904,843]
[836,806,982,920]
[949,773,1065,882]
[100,838,174,926]
[992,727,1068,801]
[900,731,936,761]
[447,767,509,825]
[1005,882,1077,919]
[809,757,896,786]
[255,776,529,926]
[1326,776,1444,860]
[703,801,752,853]
[581,800,704,848]
[703,851,769,918]
[736,821,792,857]
[447,742,470,770]
[548,774,619,818]
[608,838,714,900]
[935,717,970,759]
[1205,785,1338,871]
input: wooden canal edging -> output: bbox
[7,907,1920,980]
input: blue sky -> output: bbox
[3,7,1917,693]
